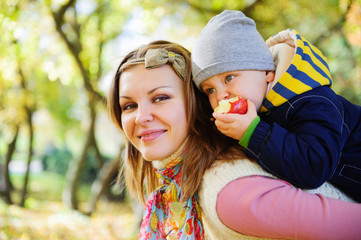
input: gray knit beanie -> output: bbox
[192,10,275,89]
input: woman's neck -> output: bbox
[152,141,187,170]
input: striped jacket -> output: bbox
[244,29,361,202]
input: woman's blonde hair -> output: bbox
[108,40,245,203]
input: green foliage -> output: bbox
[40,146,106,183]
[79,148,105,183]
[41,146,72,175]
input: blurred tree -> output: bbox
[0,0,38,206]
[1,127,18,204]
[16,41,36,207]
[46,0,126,210]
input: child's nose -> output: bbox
[217,90,230,102]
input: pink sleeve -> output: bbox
[216,176,361,240]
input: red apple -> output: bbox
[214,96,248,114]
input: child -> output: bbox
[192,10,361,202]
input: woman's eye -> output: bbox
[225,75,234,83]
[154,95,169,103]
[206,88,215,95]
[122,103,137,111]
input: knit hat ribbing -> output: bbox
[192,10,275,89]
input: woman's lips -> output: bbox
[138,129,166,142]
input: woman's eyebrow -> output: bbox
[119,95,131,100]
[119,86,171,100]
[147,86,171,94]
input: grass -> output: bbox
[0,171,140,240]
[9,172,90,203]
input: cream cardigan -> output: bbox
[198,158,354,240]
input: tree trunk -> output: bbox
[19,110,34,207]
[62,105,96,210]
[62,131,92,210]
[17,50,35,207]
[91,132,105,168]
[85,151,123,215]
[2,127,19,204]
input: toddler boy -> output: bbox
[192,10,361,202]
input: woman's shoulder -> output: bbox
[203,158,273,181]
[199,158,274,203]
[198,158,276,240]
[200,158,355,203]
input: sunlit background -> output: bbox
[1,0,360,239]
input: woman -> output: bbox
[108,40,361,240]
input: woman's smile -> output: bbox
[138,129,167,142]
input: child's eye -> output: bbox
[122,103,137,111]
[225,75,234,83]
[206,88,215,95]
[154,95,170,103]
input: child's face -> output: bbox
[200,70,274,112]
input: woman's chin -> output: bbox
[141,151,166,162]
[139,142,184,162]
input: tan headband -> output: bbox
[121,48,186,80]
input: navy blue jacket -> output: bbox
[245,29,361,202]
[246,86,361,202]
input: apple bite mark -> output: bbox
[214,96,248,114]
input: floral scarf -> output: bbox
[139,153,205,240]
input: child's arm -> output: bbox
[217,176,361,239]
[244,89,347,189]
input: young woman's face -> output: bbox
[200,70,274,112]
[118,64,188,161]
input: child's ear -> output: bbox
[265,71,275,83]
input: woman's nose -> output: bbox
[135,106,153,125]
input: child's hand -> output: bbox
[212,99,258,140]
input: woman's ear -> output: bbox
[265,71,275,83]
